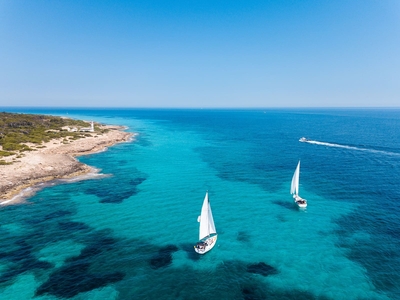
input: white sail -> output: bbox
[290,161,300,196]
[207,199,216,235]
[198,192,216,240]
[290,161,307,208]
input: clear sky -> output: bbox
[1,0,399,108]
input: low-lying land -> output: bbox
[0,112,133,204]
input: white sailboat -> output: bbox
[194,191,217,254]
[291,161,307,208]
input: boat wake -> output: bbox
[299,138,400,157]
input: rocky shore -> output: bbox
[0,125,133,205]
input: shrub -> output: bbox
[0,150,13,157]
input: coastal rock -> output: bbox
[0,125,133,204]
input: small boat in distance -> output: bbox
[194,191,218,254]
[299,137,308,142]
[290,161,307,208]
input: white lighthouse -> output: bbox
[80,121,95,132]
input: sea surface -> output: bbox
[0,108,400,300]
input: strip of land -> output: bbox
[0,124,133,205]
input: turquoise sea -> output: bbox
[1,108,400,299]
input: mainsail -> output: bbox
[198,192,216,240]
[291,161,300,196]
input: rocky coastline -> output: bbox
[0,125,134,205]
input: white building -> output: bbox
[80,121,94,132]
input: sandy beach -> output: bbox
[0,125,133,205]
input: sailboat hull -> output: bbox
[296,201,307,208]
[194,234,218,254]
[294,195,307,208]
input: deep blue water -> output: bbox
[1,108,400,299]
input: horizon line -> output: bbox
[1,106,400,110]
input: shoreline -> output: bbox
[0,125,135,205]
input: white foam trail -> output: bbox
[301,139,400,157]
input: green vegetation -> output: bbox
[0,150,13,157]
[0,112,95,159]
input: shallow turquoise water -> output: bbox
[1,108,399,299]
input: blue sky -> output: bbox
[1,0,399,108]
